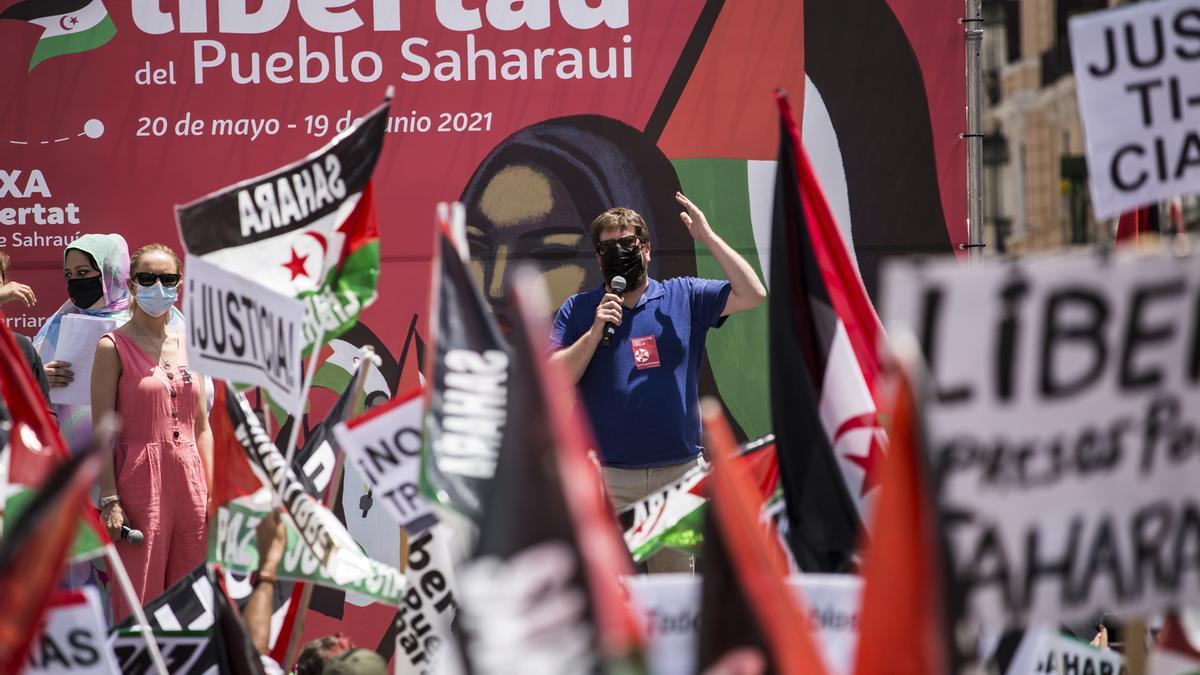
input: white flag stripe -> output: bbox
[30,0,108,38]
[198,192,361,297]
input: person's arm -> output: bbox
[91,336,125,538]
[246,509,287,655]
[676,192,767,316]
[547,294,622,385]
[193,372,214,495]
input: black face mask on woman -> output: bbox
[67,276,104,309]
[600,244,645,291]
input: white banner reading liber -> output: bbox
[1070,0,1200,220]
[882,250,1200,628]
[184,254,305,411]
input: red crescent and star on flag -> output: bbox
[58,15,78,30]
[834,413,887,497]
[282,231,330,281]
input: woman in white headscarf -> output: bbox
[34,234,183,450]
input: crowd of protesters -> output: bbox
[1,237,390,674]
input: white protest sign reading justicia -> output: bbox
[333,388,435,533]
[882,251,1200,629]
[625,574,862,675]
[1070,0,1200,220]
[184,254,305,411]
[25,587,121,675]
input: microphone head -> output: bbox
[611,276,627,294]
[127,528,144,545]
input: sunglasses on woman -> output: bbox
[595,235,643,255]
[133,272,182,288]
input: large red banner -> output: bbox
[1,0,964,653]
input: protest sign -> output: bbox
[184,255,304,411]
[25,588,120,675]
[214,386,405,604]
[49,315,117,407]
[334,388,435,533]
[1070,0,1200,219]
[882,251,1200,628]
[1005,627,1126,675]
[625,574,861,675]
[392,526,459,675]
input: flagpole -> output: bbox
[105,544,168,675]
[277,324,327,508]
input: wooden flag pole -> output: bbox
[1126,620,1148,675]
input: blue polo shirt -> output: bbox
[549,277,731,468]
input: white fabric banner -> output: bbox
[24,587,121,675]
[1070,0,1200,219]
[393,525,460,675]
[882,251,1200,627]
[625,573,861,675]
[184,254,305,410]
[333,388,435,533]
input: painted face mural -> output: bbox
[460,115,691,332]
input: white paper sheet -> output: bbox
[50,314,119,406]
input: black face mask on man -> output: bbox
[67,276,104,309]
[600,243,645,290]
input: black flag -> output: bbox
[420,211,511,523]
[769,92,888,572]
[455,270,644,674]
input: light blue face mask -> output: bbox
[135,283,177,317]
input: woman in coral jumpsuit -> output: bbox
[91,244,212,622]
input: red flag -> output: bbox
[0,310,68,485]
[207,383,267,519]
[853,346,947,675]
[699,401,829,675]
[0,313,109,550]
[0,441,104,672]
[1116,206,1154,243]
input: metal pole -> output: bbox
[965,0,985,260]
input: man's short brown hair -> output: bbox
[589,208,649,249]
[0,250,9,283]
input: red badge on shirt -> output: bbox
[631,336,661,370]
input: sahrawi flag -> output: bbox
[618,435,779,564]
[421,203,511,524]
[456,269,645,675]
[0,0,116,71]
[176,97,386,353]
[770,91,888,573]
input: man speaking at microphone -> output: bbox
[548,193,766,573]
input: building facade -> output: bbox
[981,0,1200,253]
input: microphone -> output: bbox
[602,275,627,347]
[121,525,144,546]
